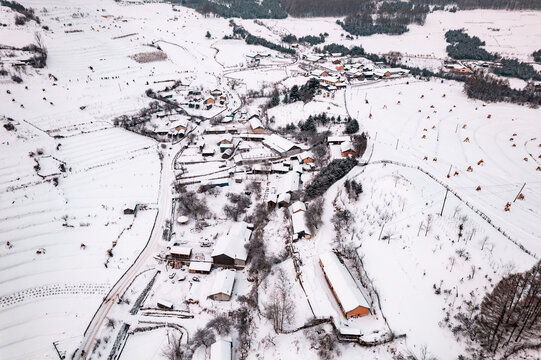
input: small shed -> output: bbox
[328,136,351,144]
[291,211,311,240]
[177,216,189,224]
[189,262,212,274]
[170,246,192,260]
[267,192,278,207]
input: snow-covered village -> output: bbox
[1,0,541,359]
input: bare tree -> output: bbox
[265,269,295,333]
[178,191,209,219]
[161,333,185,360]
[305,326,341,360]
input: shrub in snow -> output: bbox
[344,118,359,134]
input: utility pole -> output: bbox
[513,183,526,202]
[440,188,449,216]
[378,221,386,241]
[395,138,399,150]
[447,164,452,177]
[53,341,65,359]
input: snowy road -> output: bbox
[76,148,176,359]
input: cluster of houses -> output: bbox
[167,222,253,302]
[160,87,228,111]
[328,135,357,158]
[306,55,410,91]
[148,112,192,139]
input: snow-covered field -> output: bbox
[1,0,540,359]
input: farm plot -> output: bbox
[0,124,160,359]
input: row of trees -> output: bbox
[283,78,319,104]
[180,0,541,19]
[494,58,541,81]
[316,43,365,56]
[282,33,327,46]
[225,21,295,55]
[464,72,541,106]
[188,0,287,19]
[2,1,41,24]
[305,157,358,200]
[337,2,429,36]
[245,34,295,55]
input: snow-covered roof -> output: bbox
[374,68,409,76]
[280,171,300,193]
[170,246,191,257]
[219,134,233,143]
[249,117,264,130]
[211,222,252,261]
[210,339,232,360]
[266,191,278,203]
[271,163,288,173]
[291,211,309,236]
[295,151,313,161]
[328,136,351,143]
[290,201,306,213]
[340,141,355,153]
[169,114,189,127]
[209,270,236,297]
[278,192,291,204]
[319,252,370,313]
[310,69,327,77]
[263,134,300,154]
[189,261,212,272]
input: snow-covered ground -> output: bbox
[1,0,540,359]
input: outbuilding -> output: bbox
[291,211,310,240]
[188,261,212,274]
[170,246,192,261]
[319,251,370,319]
[290,201,306,214]
[210,339,232,360]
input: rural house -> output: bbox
[208,270,236,301]
[249,117,265,134]
[211,222,252,267]
[340,141,356,157]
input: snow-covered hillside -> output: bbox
[1,1,540,359]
